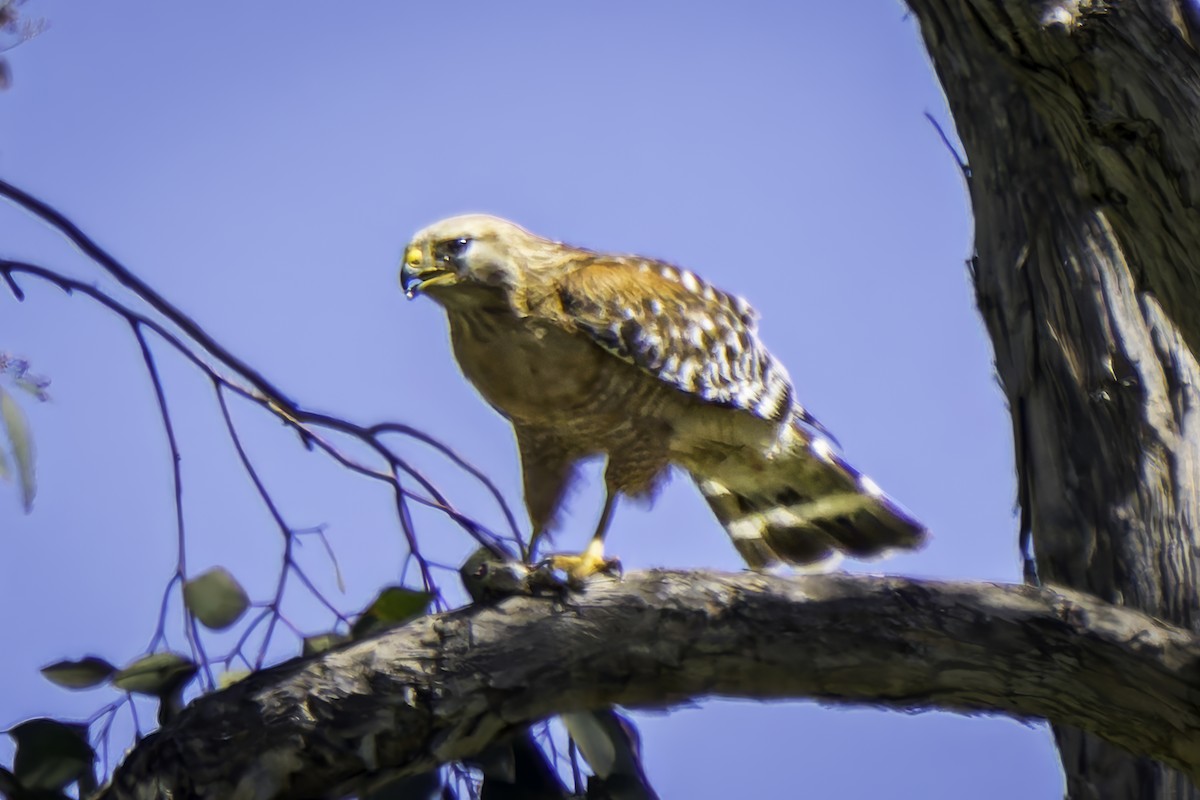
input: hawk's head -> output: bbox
[401,214,551,307]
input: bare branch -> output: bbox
[0,252,520,556]
[0,180,529,792]
[97,571,1200,798]
[131,324,212,688]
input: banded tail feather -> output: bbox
[697,419,926,569]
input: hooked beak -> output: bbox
[400,244,455,299]
[399,260,424,300]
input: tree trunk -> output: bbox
[906,1,1200,796]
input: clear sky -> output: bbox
[0,1,1064,796]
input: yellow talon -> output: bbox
[549,538,617,582]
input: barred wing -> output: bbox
[554,256,797,422]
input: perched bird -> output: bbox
[400,215,925,577]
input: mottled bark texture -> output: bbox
[906,1,1200,797]
[96,571,1200,799]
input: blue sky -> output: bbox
[0,1,1063,796]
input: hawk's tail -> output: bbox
[696,421,927,570]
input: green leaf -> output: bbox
[112,652,197,697]
[40,657,115,690]
[8,718,93,791]
[302,632,350,656]
[184,567,249,630]
[0,385,35,512]
[351,586,432,639]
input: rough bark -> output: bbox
[906,1,1200,797]
[96,570,1200,799]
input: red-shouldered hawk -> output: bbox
[401,215,926,577]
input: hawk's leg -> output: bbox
[550,446,665,580]
[550,482,620,581]
[515,426,578,562]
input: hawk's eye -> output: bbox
[441,237,471,260]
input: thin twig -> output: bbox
[131,323,214,689]
[924,111,971,180]
[2,260,506,550]
[0,178,296,407]
[371,421,523,545]
[213,385,349,667]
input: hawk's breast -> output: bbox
[447,309,645,429]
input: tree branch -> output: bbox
[96,570,1200,798]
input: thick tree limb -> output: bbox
[96,570,1200,799]
[907,2,1200,795]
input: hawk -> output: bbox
[401,215,926,577]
